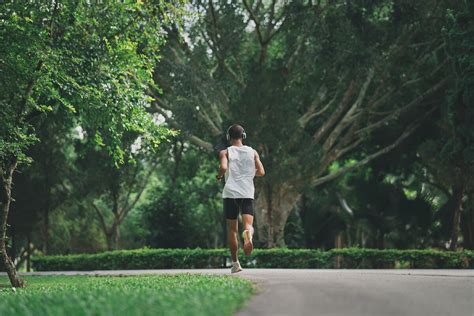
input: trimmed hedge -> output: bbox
[30,248,474,271]
[329,248,473,269]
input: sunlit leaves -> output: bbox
[0,1,187,168]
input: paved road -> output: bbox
[2,269,473,316]
[235,269,474,316]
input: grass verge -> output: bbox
[0,274,254,316]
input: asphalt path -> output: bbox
[2,269,473,316]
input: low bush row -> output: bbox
[29,248,474,271]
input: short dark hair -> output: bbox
[228,124,245,140]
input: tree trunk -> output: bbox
[376,230,385,249]
[10,226,16,263]
[461,192,473,249]
[222,211,227,267]
[255,183,301,247]
[334,233,343,268]
[105,232,114,251]
[105,218,121,251]
[449,184,464,251]
[112,220,120,250]
[0,161,25,287]
[264,184,274,247]
[26,232,31,272]
[300,194,312,248]
[42,164,51,255]
[42,207,49,255]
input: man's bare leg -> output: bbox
[227,219,242,273]
[242,214,254,256]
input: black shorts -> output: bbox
[224,198,254,220]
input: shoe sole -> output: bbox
[231,268,243,274]
[242,230,253,256]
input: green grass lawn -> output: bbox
[0,274,254,316]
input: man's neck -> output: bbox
[230,139,243,147]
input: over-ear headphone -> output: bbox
[226,125,246,141]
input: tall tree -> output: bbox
[141,140,223,248]
[75,143,163,250]
[417,1,474,250]
[0,1,184,287]
[8,108,72,262]
[150,0,453,246]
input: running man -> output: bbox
[216,124,265,273]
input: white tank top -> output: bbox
[222,145,256,199]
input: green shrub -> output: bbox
[330,248,474,269]
[31,248,474,271]
[240,248,331,268]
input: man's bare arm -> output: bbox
[254,150,265,176]
[216,149,228,180]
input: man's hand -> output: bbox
[216,149,228,181]
[254,150,265,176]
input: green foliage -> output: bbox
[0,1,182,168]
[0,274,253,316]
[417,1,474,186]
[2,0,473,260]
[153,0,462,247]
[8,109,78,256]
[0,2,188,270]
[142,187,197,248]
[411,2,474,249]
[139,143,224,249]
[46,204,107,254]
[330,248,472,269]
[31,248,474,271]
[344,169,435,249]
[32,248,228,271]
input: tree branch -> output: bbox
[312,106,437,187]
[151,103,214,152]
[119,161,158,224]
[19,60,44,117]
[266,0,278,37]
[334,138,363,160]
[313,80,356,143]
[299,72,349,128]
[120,163,141,212]
[242,0,264,45]
[322,68,375,152]
[205,1,245,88]
[91,202,109,236]
[355,78,448,136]
[286,34,305,71]
[298,85,328,128]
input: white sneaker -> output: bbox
[231,261,243,273]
